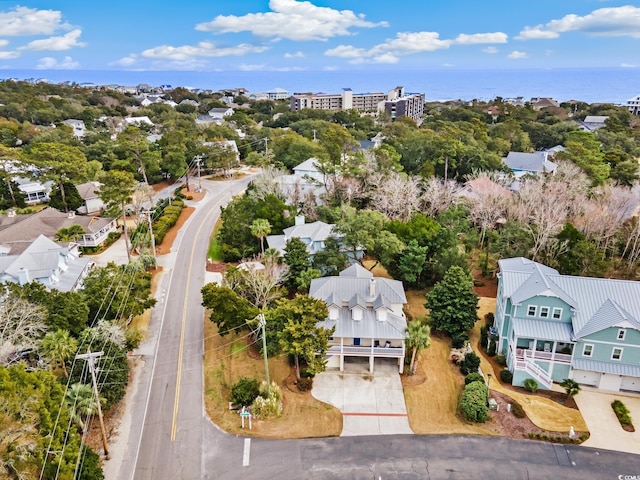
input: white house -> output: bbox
[0,235,93,292]
[267,216,334,256]
[61,119,86,139]
[75,181,105,215]
[15,177,52,205]
[309,264,408,373]
[207,107,234,121]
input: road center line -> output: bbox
[243,438,251,466]
[170,194,223,441]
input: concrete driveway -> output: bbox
[574,387,640,455]
[311,358,413,436]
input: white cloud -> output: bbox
[326,30,506,63]
[0,40,8,48]
[621,63,636,68]
[517,6,640,40]
[0,50,20,59]
[237,63,307,71]
[141,42,268,61]
[454,32,507,45]
[483,46,499,54]
[196,0,388,41]
[323,65,339,71]
[36,56,80,70]
[508,50,528,59]
[0,6,68,36]
[21,29,85,51]
[109,54,138,67]
[284,51,304,58]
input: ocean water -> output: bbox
[2,67,639,105]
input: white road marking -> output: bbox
[243,438,251,467]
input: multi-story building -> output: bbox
[290,86,425,122]
[493,257,640,393]
[627,94,640,115]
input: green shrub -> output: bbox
[495,354,507,366]
[523,378,539,393]
[231,377,260,406]
[484,312,494,326]
[452,332,468,349]
[487,339,497,357]
[480,326,488,350]
[499,369,513,383]
[459,351,481,375]
[125,327,144,351]
[510,400,526,418]
[465,372,485,385]
[612,400,634,429]
[297,377,313,392]
[460,381,488,423]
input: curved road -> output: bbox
[116,176,638,480]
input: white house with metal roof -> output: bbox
[0,234,93,292]
[493,257,640,392]
[309,264,407,373]
[266,216,335,257]
[503,151,558,179]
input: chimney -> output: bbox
[294,215,305,226]
[17,267,30,285]
[369,278,376,297]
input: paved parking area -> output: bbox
[312,358,413,436]
[574,387,640,455]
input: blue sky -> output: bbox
[1,0,640,72]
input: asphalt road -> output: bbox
[120,174,639,480]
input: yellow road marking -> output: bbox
[171,194,225,441]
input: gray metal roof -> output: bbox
[293,158,321,173]
[318,309,406,340]
[266,221,335,255]
[503,151,557,173]
[500,258,640,339]
[512,317,573,342]
[573,358,640,377]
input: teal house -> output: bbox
[494,258,640,393]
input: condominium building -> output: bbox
[290,85,425,122]
[628,94,640,115]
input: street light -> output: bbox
[486,373,492,407]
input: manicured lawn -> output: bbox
[207,219,223,262]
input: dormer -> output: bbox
[351,305,363,321]
[329,306,339,320]
[376,307,387,322]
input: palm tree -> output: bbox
[251,218,272,255]
[560,378,581,399]
[55,224,85,242]
[65,383,99,431]
[40,329,78,377]
[405,320,431,374]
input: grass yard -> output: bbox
[207,218,224,262]
[203,315,342,438]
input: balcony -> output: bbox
[327,344,405,359]
[516,348,572,364]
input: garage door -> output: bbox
[621,376,640,393]
[573,369,600,386]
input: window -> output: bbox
[540,306,550,318]
[552,308,562,320]
[527,305,537,317]
[612,348,623,361]
[617,329,626,341]
[582,344,593,357]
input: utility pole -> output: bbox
[312,129,317,142]
[263,138,269,157]
[258,313,270,394]
[196,156,202,192]
[75,350,109,459]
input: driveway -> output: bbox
[311,358,413,436]
[574,387,640,455]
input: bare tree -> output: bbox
[0,294,48,364]
[248,167,288,202]
[421,177,462,217]
[225,254,289,310]
[370,172,422,221]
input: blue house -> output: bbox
[494,258,640,393]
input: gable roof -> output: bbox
[503,152,557,174]
[266,221,335,254]
[499,258,640,339]
[293,158,321,173]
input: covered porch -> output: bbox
[509,317,574,388]
[328,337,405,373]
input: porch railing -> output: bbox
[513,358,553,389]
[516,348,572,364]
[327,344,405,358]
